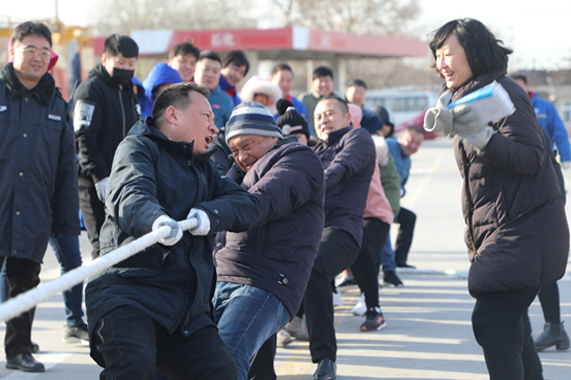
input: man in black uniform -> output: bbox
[72,34,140,258]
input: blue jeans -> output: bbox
[1,235,85,326]
[213,282,291,380]
[381,234,397,272]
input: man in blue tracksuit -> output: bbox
[512,74,571,168]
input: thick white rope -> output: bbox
[0,218,197,323]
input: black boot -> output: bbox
[534,321,570,351]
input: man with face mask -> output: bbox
[72,34,140,259]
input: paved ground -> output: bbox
[0,137,570,379]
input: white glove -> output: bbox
[452,104,496,150]
[186,208,211,236]
[423,91,454,136]
[95,177,110,202]
[562,161,571,169]
[152,215,183,246]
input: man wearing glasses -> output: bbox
[0,22,79,372]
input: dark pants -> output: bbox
[0,257,41,360]
[472,288,543,380]
[351,218,390,308]
[248,334,277,380]
[92,305,237,380]
[78,183,105,259]
[304,228,360,363]
[394,207,416,266]
[538,281,560,324]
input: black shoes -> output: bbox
[314,358,336,380]
[64,322,89,345]
[396,263,416,269]
[383,271,404,287]
[6,352,45,372]
[535,322,570,351]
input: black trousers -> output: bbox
[351,218,390,308]
[394,207,416,266]
[538,281,561,324]
[304,228,360,363]
[0,257,41,359]
[92,305,237,380]
[472,288,543,380]
[78,183,106,259]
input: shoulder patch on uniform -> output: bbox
[74,100,96,130]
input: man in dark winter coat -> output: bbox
[0,21,79,372]
[212,101,325,380]
[85,83,262,379]
[306,95,376,380]
[71,34,140,259]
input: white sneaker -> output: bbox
[332,291,344,306]
[352,294,367,316]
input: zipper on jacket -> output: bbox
[118,89,126,137]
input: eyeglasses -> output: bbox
[17,47,51,60]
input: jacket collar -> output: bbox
[323,126,351,146]
[90,63,121,90]
[1,63,55,106]
[448,69,508,102]
[132,117,215,164]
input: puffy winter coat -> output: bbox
[449,70,569,297]
[215,138,325,318]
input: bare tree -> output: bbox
[269,0,419,37]
[94,0,255,35]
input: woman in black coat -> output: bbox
[426,18,569,380]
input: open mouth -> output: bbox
[205,136,213,144]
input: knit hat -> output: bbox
[225,101,283,144]
[276,99,310,139]
[239,75,282,115]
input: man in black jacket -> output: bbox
[72,34,140,259]
[307,95,376,380]
[85,83,261,379]
[0,22,79,372]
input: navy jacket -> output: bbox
[85,119,261,366]
[215,139,325,318]
[312,127,376,247]
[0,64,79,262]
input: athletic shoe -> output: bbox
[64,322,89,345]
[332,290,344,306]
[351,294,366,316]
[276,328,293,347]
[383,270,404,287]
[336,269,357,287]
[285,315,309,341]
[360,307,387,332]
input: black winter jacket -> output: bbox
[85,119,261,366]
[0,64,79,263]
[312,127,376,247]
[215,138,325,318]
[449,71,569,297]
[72,63,140,186]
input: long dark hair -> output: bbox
[428,18,513,78]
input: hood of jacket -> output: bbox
[142,63,182,101]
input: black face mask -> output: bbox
[111,68,135,87]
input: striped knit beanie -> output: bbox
[225,101,283,144]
